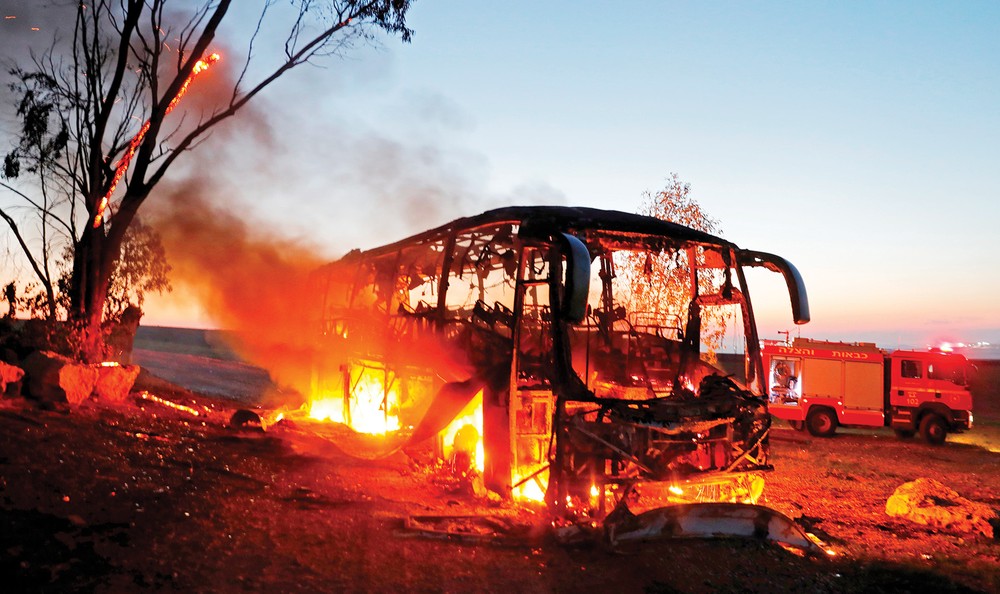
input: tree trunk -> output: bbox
[68,225,108,362]
[68,193,144,363]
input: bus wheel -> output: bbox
[806,407,837,437]
[787,420,805,431]
[893,428,916,439]
[919,414,948,445]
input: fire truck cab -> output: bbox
[762,339,973,444]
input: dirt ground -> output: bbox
[1,349,998,593]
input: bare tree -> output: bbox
[1,0,413,361]
[618,174,733,359]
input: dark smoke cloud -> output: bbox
[144,100,566,407]
[199,81,568,255]
[147,176,330,401]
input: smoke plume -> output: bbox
[148,178,329,402]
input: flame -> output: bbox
[94,52,220,228]
[99,361,121,367]
[439,390,485,472]
[589,484,601,508]
[513,472,548,502]
[137,390,200,416]
[682,377,696,393]
[308,397,344,423]
[309,369,400,435]
[167,53,220,112]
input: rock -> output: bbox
[21,351,99,405]
[0,360,25,398]
[886,478,997,538]
[230,409,264,430]
[93,363,141,401]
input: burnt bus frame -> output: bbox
[313,206,809,517]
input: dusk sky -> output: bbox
[4,2,999,349]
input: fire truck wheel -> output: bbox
[919,414,948,445]
[806,407,837,437]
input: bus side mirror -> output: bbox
[738,249,810,325]
[559,233,591,324]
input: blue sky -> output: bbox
[190,1,998,347]
[4,1,999,348]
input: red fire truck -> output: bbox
[762,338,974,444]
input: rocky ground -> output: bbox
[0,343,997,593]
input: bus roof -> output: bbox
[346,205,733,259]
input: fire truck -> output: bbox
[762,338,973,444]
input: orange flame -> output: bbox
[94,52,220,228]
[309,370,401,435]
[137,390,200,416]
[514,476,547,502]
[438,390,485,473]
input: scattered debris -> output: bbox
[403,514,536,545]
[885,478,998,538]
[605,502,832,556]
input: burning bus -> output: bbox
[308,206,809,519]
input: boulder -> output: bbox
[0,360,25,398]
[21,350,99,405]
[886,478,997,538]
[93,363,141,401]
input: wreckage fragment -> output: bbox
[605,502,830,555]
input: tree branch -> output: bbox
[87,0,144,212]
[0,205,55,294]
